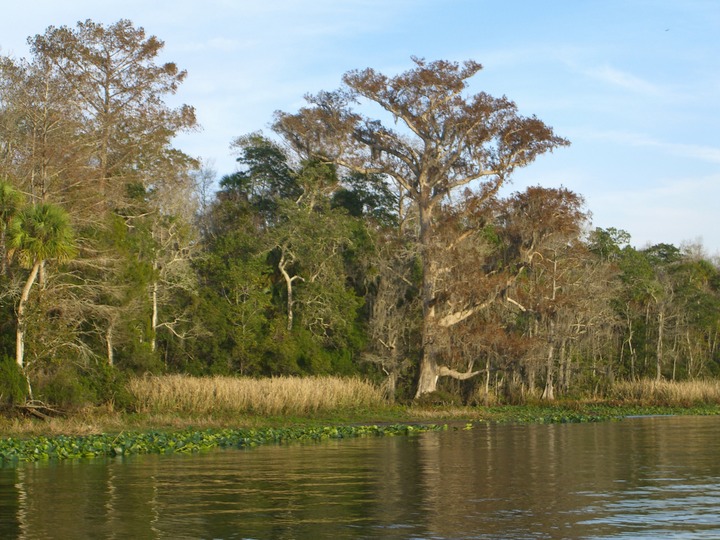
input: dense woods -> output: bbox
[1,20,718,407]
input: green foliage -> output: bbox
[0,424,444,463]
[34,364,97,409]
[332,172,399,227]
[0,357,28,405]
[1,35,719,409]
[87,364,134,411]
[588,227,631,261]
[30,362,135,410]
[0,179,24,232]
[8,203,76,267]
[113,339,163,375]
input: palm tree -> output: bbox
[0,179,25,275]
[9,203,76,372]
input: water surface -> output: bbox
[1,415,719,538]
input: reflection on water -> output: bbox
[1,416,720,539]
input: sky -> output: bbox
[2,0,719,255]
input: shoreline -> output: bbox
[2,402,719,464]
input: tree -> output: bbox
[0,179,24,275]
[0,52,88,213]
[8,203,75,375]
[193,135,367,375]
[28,19,197,211]
[14,20,199,368]
[273,57,569,397]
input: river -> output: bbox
[1,415,720,539]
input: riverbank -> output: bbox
[4,400,720,436]
[2,401,720,463]
[3,375,720,463]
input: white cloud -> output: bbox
[578,129,720,165]
[174,37,251,53]
[583,65,666,97]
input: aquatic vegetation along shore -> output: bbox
[0,424,443,463]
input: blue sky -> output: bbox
[2,0,719,255]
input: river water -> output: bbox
[1,415,720,539]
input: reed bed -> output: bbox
[608,379,720,406]
[127,375,387,416]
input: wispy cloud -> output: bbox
[581,129,720,164]
[583,65,666,97]
[174,37,251,53]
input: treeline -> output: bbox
[0,20,718,407]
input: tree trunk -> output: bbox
[625,307,636,380]
[686,329,695,379]
[415,355,440,397]
[107,323,114,366]
[16,261,41,370]
[484,356,491,406]
[151,279,158,353]
[0,228,7,276]
[415,196,439,398]
[656,306,665,381]
[381,369,398,402]
[412,192,480,395]
[559,339,569,395]
[542,342,555,401]
[278,250,299,332]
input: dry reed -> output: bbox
[127,375,386,416]
[608,379,720,406]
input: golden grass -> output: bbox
[608,379,720,406]
[127,374,387,416]
[0,407,127,437]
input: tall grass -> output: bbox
[127,375,386,416]
[608,379,720,406]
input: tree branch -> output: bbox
[438,363,481,380]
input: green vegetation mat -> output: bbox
[3,403,719,464]
[0,424,443,463]
[482,404,720,424]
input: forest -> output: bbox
[0,20,718,408]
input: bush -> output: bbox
[0,357,29,405]
[87,364,134,411]
[29,361,137,411]
[113,340,164,374]
[34,364,97,409]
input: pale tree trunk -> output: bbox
[542,342,555,401]
[16,261,41,370]
[542,321,556,401]
[484,356,492,406]
[278,250,301,332]
[16,260,41,399]
[686,329,695,379]
[106,323,114,366]
[559,339,569,395]
[414,196,482,397]
[624,306,636,380]
[525,320,538,398]
[656,305,665,381]
[416,198,440,397]
[151,279,158,353]
[415,356,440,397]
[381,369,398,402]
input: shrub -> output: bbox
[0,357,29,405]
